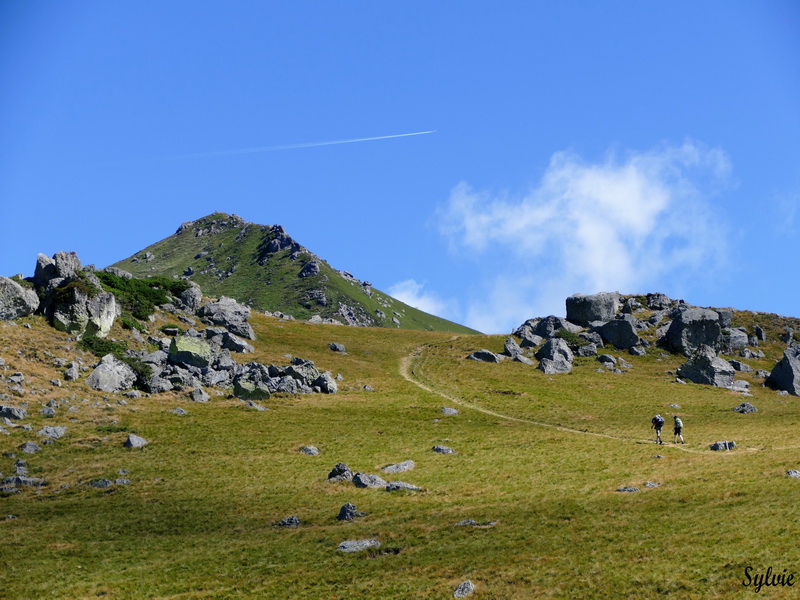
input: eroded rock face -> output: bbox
[598,315,640,350]
[0,277,39,320]
[768,345,800,396]
[566,292,620,327]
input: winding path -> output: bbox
[400,343,707,454]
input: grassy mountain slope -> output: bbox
[110,212,478,334]
[2,306,800,598]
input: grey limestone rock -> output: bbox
[353,472,388,488]
[37,425,66,440]
[538,356,573,374]
[453,580,476,598]
[336,539,380,553]
[123,434,148,448]
[0,405,27,420]
[710,441,736,451]
[677,345,735,388]
[441,407,460,416]
[328,462,354,482]
[733,402,757,414]
[299,446,319,455]
[664,308,722,355]
[170,407,188,415]
[566,292,620,326]
[275,515,300,528]
[189,387,209,403]
[328,342,346,353]
[513,354,536,365]
[598,315,641,350]
[312,371,338,394]
[381,460,415,473]
[169,336,213,368]
[198,296,256,340]
[432,445,456,454]
[786,470,800,479]
[385,481,421,491]
[535,337,574,363]
[767,345,800,396]
[616,486,640,493]
[19,441,40,454]
[86,354,137,393]
[467,349,501,363]
[337,502,365,521]
[502,336,523,357]
[0,276,39,320]
[299,261,321,278]
[729,360,753,372]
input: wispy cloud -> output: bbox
[437,140,732,333]
[388,279,456,320]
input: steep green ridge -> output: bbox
[110,212,478,334]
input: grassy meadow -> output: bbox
[1,309,799,599]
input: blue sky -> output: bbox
[2,1,799,333]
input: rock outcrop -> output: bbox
[676,345,735,388]
[566,292,620,326]
[0,277,39,320]
[768,345,800,396]
[664,308,722,355]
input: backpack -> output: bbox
[652,415,665,427]
[674,417,683,429]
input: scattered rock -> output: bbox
[337,502,365,521]
[328,342,346,353]
[599,315,641,350]
[467,349,501,363]
[275,515,300,528]
[123,434,148,449]
[0,276,39,320]
[453,580,476,598]
[198,296,256,340]
[786,470,800,478]
[709,441,737,451]
[566,292,621,326]
[170,407,188,415]
[664,308,722,355]
[432,445,456,454]
[0,405,27,420]
[37,426,66,440]
[18,442,40,454]
[382,460,415,474]
[189,387,210,403]
[385,481,421,491]
[733,402,757,414]
[645,481,660,488]
[353,472,388,489]
[336,539,380,553]
[616,486,640,493]
[441,407,460,416]
[328,463,354,482]
[502,336,523,358]
[299,446,320,456]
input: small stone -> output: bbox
[123,434,148,449]
[275,515,300,528]
[18,442,40,454]
[645,481,660,488]
[189,387,209,403]
[37,426,66,440]
[381,460,415,473]
[245,400,267,411]
[337,502,365,521]
[733,402,757,414]
[336,539,380,553]
[327,463,354,482]
[786,470,800,478]
[441,407,460,416]
[170,407,188,415]
[709,441,737,451]
[453,580,476,598]
[299,446,320,456]
[432,445,456,454]
[385,481,421,491]
[353,472,388,488]
[616,486,640,493]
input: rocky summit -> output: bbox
[110,212,477,334]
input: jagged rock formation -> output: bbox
[768,345,800,396]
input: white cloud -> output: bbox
[438,140,732,333]
[388,279,454,319]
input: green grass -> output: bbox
[1,310,800,598]
[109,212,479,334]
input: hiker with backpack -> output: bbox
[651,414,665,444]
[673,415,685,444]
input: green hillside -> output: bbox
[2,305,800,598]
[110,212,478,334]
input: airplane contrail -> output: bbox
[156,130,437,161]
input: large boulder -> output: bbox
[312,372,338,394]
[198,297,255,340]
[598,315,641,349]
[768,346,800,396]
[0,277,39,320]
[664,308,722,355]
[532,316,582,339]
[86,354,137,393]
[168,336,213,368]
[565,292,620,326]
[676,345,736,387]
[467,349,501,363]
[177,283,203,313]
[52,289,118,339]
[535,338,574,374]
